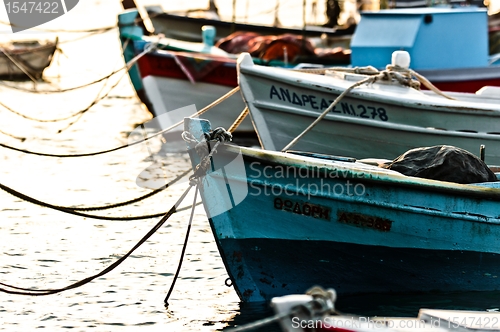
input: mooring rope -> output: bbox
[0,128,26,141]
[0,86,240,157]
[0,40,153,125]
[163,126,232,306]
[0,75,109,123]
[228,107,249,133]
[0,19,117,33]
[281,64,455,152]
[0,39,132,94]
[296,64,455,100]
[281,74,377,152]
[0,167,193,220]
[0,67,124,94]
[56,28,116,45]
[0,126,231,297]
[71,169,191,211]
[0,184,195,296]
[164,182,199,307]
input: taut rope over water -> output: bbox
[0,39,157,124]
[0,168,192,219]
[0,127,232,297]
[164,126,233,307]
[0,185,194,296]
[0,86,240,157]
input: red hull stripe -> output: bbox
[137,53,238,87]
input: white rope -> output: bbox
[295,64,455,100]
[228,107,249,133]
[281,74,376,152]
[281,64,455,151]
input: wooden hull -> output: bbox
[185,118,500,302]
[118,9,254,134]
[0,39,57,80]
[237,54,500,165]
[135,47,254,134]
[147,10,354,43]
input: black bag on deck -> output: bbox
[382,145,497,184]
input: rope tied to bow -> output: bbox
[182,127,233,186]
[375,64,421,90]
[163,125,232,306]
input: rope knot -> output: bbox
[206,127,233,143]
[184,126,232,184]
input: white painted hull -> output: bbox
[237,54,500,165]
[142,75,254,133]
[0,39,57,80]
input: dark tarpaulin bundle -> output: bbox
[382,145,497,184]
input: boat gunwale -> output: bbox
[149,11,354,38]
[238,61,500,115]
[215,143,500,200]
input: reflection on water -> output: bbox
[224,301,280,331]
[1,1,500,331]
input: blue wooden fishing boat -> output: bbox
[185,117,500,303]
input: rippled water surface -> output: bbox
[0,1,239,330]
[2,1,500,331]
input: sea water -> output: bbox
[0,1,500,331]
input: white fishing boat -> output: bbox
[244,287,500,332]
[0,38,58,80]
[237,51,500,165]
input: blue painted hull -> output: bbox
[185,121,500,302]
[218,238,500,301]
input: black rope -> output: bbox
[0,185,194,296]
[57,28,116,45]
[0,117,183,158]
[0,67,125,94]
[164,182,199,307]
[71,169,191,211]
[0,79,108,123]
[0,20,117,33]
[0,39,131,95]
[0,128,26,141]
[0,39,148,126]
[0,173,198,221]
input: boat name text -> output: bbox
[274,197,331,221]
[337,211,392,232]
[269,85,389,121]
